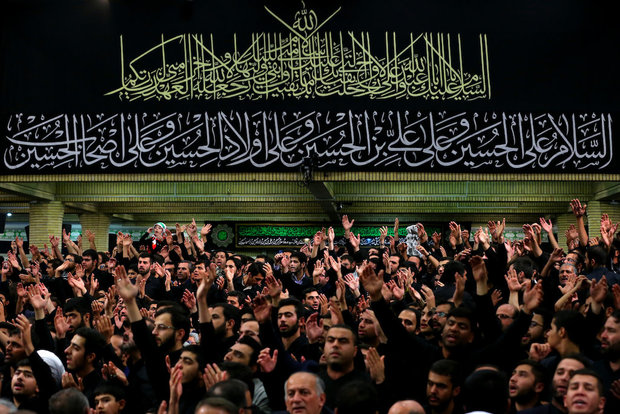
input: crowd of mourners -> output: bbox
[0,199,619,414]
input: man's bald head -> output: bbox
[388,400,425,414]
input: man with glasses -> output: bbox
[115,265,189,405]
[522,308,550,348]
[496,304,518,332]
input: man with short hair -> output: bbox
[243,262,266,298]
[275,299,308,360]
[207,303,241,360]
[284,372,326,414]
[176,261,192,283]
[431,302,454,338]
[520,355,588,414]
[238,320,261,344]
[280,252,313,300]
[4,328,26,366]
[426,360,461,414]
[223,336,261,369]
[564,369,606,414]
[386,255,403,276]
[175,344,207,414]
[137,253,164,300]
[116,265,188,402]
[82,248,113,291]
[462,369,510,414]
[541,311,586,371]
[509,360,546,412]
[319,325,371,408]
[440,307,476,359]
[213,250,228,269]
[418,306,437,343]
[62,297,92,335]
[93,383,127,414]
[593,310,620,414]
[340,255,355,274]
[357,309,382,348]
[49,388,90,414]
[585,245,618,284]
[302,288,320,312]
[522,309,549,348]
[398,308,419,335]
[9,315,59,413]
[64,327,106,404]
[224,258,244,292]
[227,291,246,310]
[195,397,239,414]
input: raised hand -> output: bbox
[265,274,282,300]
[491,289,503,307]
[14,314,34,355]
[327,226,335,245]
[49,234,60,248]
[186,218,198,237]
[348,233,361,251]
[590,276,609,304]
[449,221,462,244]
[257,348,278,373]
[613,284,620,310]
[420,285,435,309]
[94,315,114,343]
[386,279,404,301]
[67,273,86,296]
[26,284,47,310]
[169,362,184,405]
[328,255,341,275]
[62,372,84,391]
[549,247,564,263]
[344,273,360,292]
[86,229,96,243]
[313,231,322,248]
[89,275,100,296]
[305,313,324,343]
[416,223,428,243]
[364,347,385,384]
[342,215,355,232]
[114,266,138,302]
[201,223,212,237]
[175,223,186,235]
[153,262,166,279]
[359,263,384,301]
[252,294,272,324]
[570,199,587,217]
[91,300,104,320]
[522,280,543,313]
[452,271,467,307]
[182,289,197,313]
[54,307,71,339]
[101,361,129,386]
[122,233,133,247]
[379,226,388,244]
[504,268,523,292]
[477,227,490,247]
[469,256,488,283]
[393,218,400,241]
[529,343,551,362]
[540,218,553,233]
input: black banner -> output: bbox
[1,0,618,173]
[3,111,613,172]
